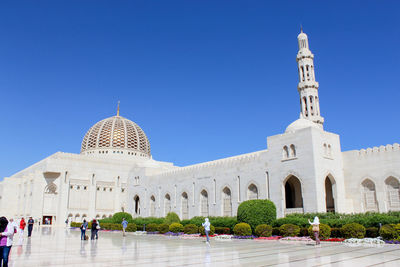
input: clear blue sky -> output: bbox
[0,1,399,180]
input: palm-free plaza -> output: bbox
[7,226,400,266]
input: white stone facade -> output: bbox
[0,31,399,225]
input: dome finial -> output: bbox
[117,101,120,116]
[300,24,303,33]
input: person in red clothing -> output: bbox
[17,218,26,246]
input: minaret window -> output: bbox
[301,66,305,81]
[309,96,314,115]
[306,65,310,81]
[303,97,308,116]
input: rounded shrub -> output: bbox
[158,223,170,234]
[272,227,280,236]
[199,225,215,236]
[126,223,137,232]
[233,223,252,236]
[112,212,133,224]
[110,224,123,230]
[308,223,331,240]
[379,224,399,240]
[255,224,273,237]
[183,224,199,234]
[215,227,231,235]
[366,227,379,238]
[330,228,342,238]
[146,223,159,232]
[164,212,180,225]
[279,224,300,237]
[169,223,184,233]
[237,200,276,230]
[341,223,366,239]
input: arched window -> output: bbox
[222,187,232,216]
[362,179,378,211]
[200,190,209,217]
[282,146,289,159]
[325,176,336,212]
[247,184,258,200]
[74,214,80,222]
[134,195,140,215]
[150,195,156,216]
[328,145,332,157]
[323,143,327,155]
[181,192,189,220]
[95,214,100,219]
[82,214,87,221]
[301,66,305,81]
[385,177,400,210]
[164,194,171,216]
[303,97,308,116]
[284,176,303,210]
[309,96,314,115]
[290,144,296,157]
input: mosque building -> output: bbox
[0,30,399,225]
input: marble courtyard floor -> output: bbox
[7,226,400,266]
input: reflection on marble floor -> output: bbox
[8,226,400,266]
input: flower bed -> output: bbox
[322,238,344,242]
[232,235,256,239]
[213,234,233,241]
[280,236,313,242]
[385,240,400,244]
[146,231,159,235]
[254,236,282,240]
[180,234,201,239]
[132,231,147,235]
[164,232,184,236]
[343,238,385,246]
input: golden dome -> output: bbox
[81,115,151,157]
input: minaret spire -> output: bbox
[296,30,324,127]
[117,101,120,116]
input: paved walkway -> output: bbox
[8,226,400,266]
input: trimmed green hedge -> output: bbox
[233,223,252,236]
[164,212,180,225]
[146,223,159,232]
[158,223,170,234]
[199,225,215,236]
[255,224,273,237]
[379,224,400,240]
[341,223,366,239]
[237,199,276,230]
[112,212,133,224]
[279,224,300,237]
[215,227,231,235]
[308,223,331,240]
[183,224,199,234]
[169,223,184,233]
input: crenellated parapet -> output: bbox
[156,150,267,178]
[355,143,400,156]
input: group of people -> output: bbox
[0,216,34,266]
[80,219,100,241]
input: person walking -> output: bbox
[121,218,128,237]
[80,220,88,241]
[95,221,100,239]
[202,218,211,245]
[91,220,98,240]
[18,218,26,245]
[0,216,15,267]
[308,216,320,246]
[27,217,34,237]
[65,218,69,227]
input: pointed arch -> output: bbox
[200,189,209,217]
[247,183,258,200]
[134,195,141,215]
[361,178,378,212]
[222,186,232,216]
[325,175,336,212]
[284,175,303,210]
[164,193,171,216]
[181,192,189,219]
[385,176,400,210]
[150,195,156,216]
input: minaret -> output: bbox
[296,29,324,127]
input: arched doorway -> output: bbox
[150,195,156,216]
[247,184,258,200]
[181,192,189,219]
[222,187,232,216]
[362,179,378,212]
[200,190,209,217]
[284,176,303,211]
[325,176,336,212]
[134,195,140,215]
[164,194,171,216]
[385,177,400,210]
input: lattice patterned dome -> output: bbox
[81,115,151,158]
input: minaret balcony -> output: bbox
[297,81,319,90]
